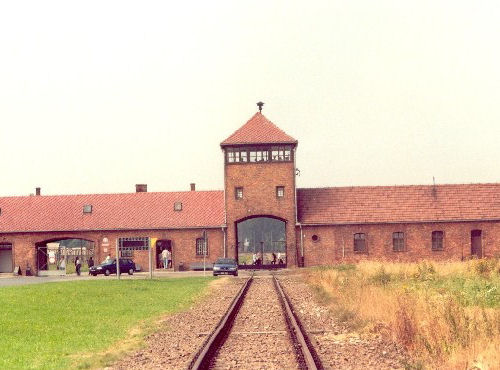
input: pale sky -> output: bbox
[1,0,499,197]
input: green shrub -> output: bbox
[372,266,391,286]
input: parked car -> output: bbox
[89,258,136,276]
[212,258,238,276]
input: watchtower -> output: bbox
[220,105,298,267]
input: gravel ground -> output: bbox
[279,274,408,370]
[111,272,407,369]
[212,276,299,370]
[112,277,245,370]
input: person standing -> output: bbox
[166,249,172,269]
[87,256,94,275]
[75,256,82,276]
[59,257,66,271]
[161,249,168,269]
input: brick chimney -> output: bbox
[190,183,196,191]
[35,187,41,196]
[135,184,147,193]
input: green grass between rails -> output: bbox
[0,277,213,369]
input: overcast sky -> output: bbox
[1,0,499,197]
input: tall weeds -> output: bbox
[306,259,500,368]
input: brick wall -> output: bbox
[224,160,297,266]
[298,221,500,266]
[2,227,225,274]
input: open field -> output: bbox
[0,277,213,369]
[304,259,500,369]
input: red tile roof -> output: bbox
[297,183,500,225]
[0,191,225,233]
[221,112,297,146]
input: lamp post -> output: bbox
[203,230,207,277]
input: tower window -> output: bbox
[83,205,92,214]
[226,148,248,163]
[235,187,243,200]
[276,186,285,198]
[271,146,292,161]
[174,202,182,211]
[393,232,405,252]
[354,233,366,253]
[249,149,268,162]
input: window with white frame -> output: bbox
[196,237,208,256]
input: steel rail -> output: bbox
[273,276,323,370]
[188,276,253,370]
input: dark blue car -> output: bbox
[212,258,238,276]
[89,258,136,276]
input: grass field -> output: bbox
[305,259,500,369]
[0,277,213,369]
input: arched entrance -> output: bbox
[236,216,286,268]
[35,238,95,276]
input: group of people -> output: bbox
[252,252,284,265]
[58,256,94,276]
[271,252,284,265]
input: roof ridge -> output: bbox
[298,182,500,191]
[0,189,224,199]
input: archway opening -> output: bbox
[236,216,286,268]
[35,238,95,276]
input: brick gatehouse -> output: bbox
[1,108,499,274]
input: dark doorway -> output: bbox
[471,230,482,258]
[0,243,13,273]
[236,216,286,268]
[156,239,172,269]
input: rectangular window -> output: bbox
[271,146,292,162]
[432,231,444,251]
[226,148,248,163]
[174,202,182,211]
[239,150,248,162]
[249,149,269,162]
[118,237,150,257]
[354,233,366,253]
[393,232,405,252]
[227,149,236,163]
[83,205,92,214]
[196,237,208,256]
[235,187,243,199]
[276,186,285,198]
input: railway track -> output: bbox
[188,275,323,370]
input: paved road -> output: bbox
[0,269,272,287]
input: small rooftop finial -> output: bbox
[257,101,264,112]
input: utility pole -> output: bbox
[116,239,120,280]
[203,230,207,277]
[149,238,152,279]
